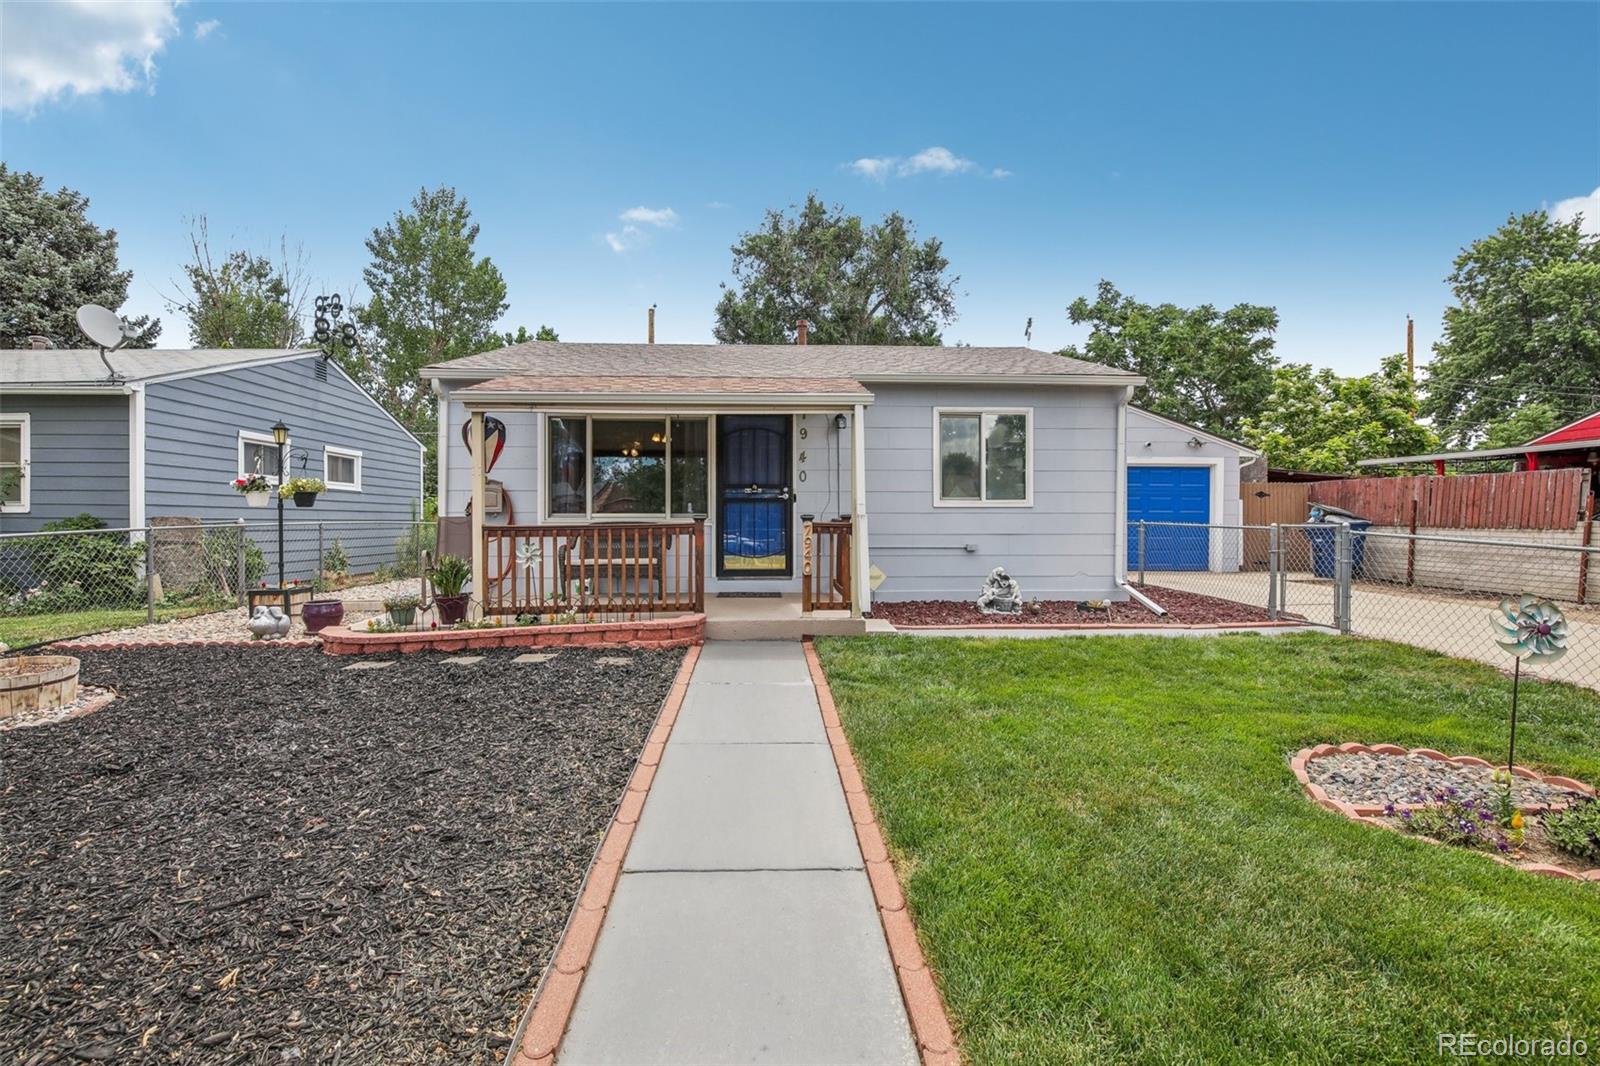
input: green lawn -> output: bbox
[816,633,1600,1065]
[0,604,222,649]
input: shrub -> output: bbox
[10,514,145,614]
[194,526,265,599]
[1545,798,1600,861]
[322,538,350,577]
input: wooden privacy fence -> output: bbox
[801,518,852,612]
[482,521,704,617]
[1307,469,1590,530]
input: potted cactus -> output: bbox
[280,477,326,508]
[431,554,471,624]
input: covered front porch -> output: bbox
[458,374,875,631]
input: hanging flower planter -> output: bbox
[232,473,272,508]
[279,477,326,509]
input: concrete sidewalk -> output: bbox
[557,642,917,1065]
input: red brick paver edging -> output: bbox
[1293,742,1600,883]
[804,640,962,1066]
[320,614,704,656]
[507,645,700,1066]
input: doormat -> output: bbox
[716,592,783,598]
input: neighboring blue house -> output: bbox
[1,347,424,573]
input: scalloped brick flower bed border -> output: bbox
[319,614,704,656]
[1293,742,1600,883]
[804,640,960,1066]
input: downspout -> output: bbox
[1113,385,1132,584]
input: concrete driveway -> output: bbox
[1146,570,1600,691]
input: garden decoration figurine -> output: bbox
[1491,594,1569,779]
[978,567,1022,615]
[247,605,292,640]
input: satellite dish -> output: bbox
[77,305,130,351]
[76,304,133,382]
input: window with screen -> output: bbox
[935,409,1031,505]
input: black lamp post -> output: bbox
[272,420,290,595]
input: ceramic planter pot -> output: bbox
[301,599,344,634]
[435,594,470,624]
[293,491,318,508]
[387,606,417,627]
[245,490,269,508]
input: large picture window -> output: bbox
[546,416,709,519]
[934,408,1031,506]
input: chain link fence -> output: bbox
[1,518,436,643]
[1132,520,1600,690]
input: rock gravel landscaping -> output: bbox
[0,643,682,1064]
[869,584,1297,627]
[1309,752,1590,810]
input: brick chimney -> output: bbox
[648,305,656,344]
[26,336,52,350]
[796,319,808,346]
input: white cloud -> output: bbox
[846,146,1010,182]
[1,0,183,114]
[902,146,975,176]
[193,18,220,40]
[619,206,679,228]
[1549,187,1600,236]
[604,224,645,254]
[848,156,897,181]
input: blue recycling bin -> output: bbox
[1306,520,1371,578]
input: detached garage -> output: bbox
[1124,408,1258,572]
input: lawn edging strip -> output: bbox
[1293,742,1600,883]
[803,639,961,1066]
[322,614,704,656]
[506,644,700,1066]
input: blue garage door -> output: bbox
[1128,466,1211,570]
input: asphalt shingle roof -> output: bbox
[423,341,1135,383]
[1,348,319,386]
[458,374,873,397]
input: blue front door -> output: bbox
[717,415,793,577]
[1127,465,1211,570]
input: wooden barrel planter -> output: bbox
[0,656,80,719]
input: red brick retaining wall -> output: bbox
[319,614,704,656]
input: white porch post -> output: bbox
[850,403,869,617]
[470,409,487,620]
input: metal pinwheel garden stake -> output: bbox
[1491,595,1569,777]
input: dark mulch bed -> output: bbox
[870,585,1296,627]
[0,644,681,1064]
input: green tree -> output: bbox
[1241,354,1437,473]
[501,324,559,344]
[713,193,958,345]
[0,165,160,348]
[353,186,509,491]
[1422,211,1600,446]
[166,217,307,348]
[1060,281,1277,439]
[1479,401,1563,450]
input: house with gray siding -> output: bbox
[422,340,1258,632]
[1,348,423,574]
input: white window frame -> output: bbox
[931,407,1034,508]
[0,413,30,514]
[238,429,287,485]
[323,446,363,492]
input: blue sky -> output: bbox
[3,2,1596,375]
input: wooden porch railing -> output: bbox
[483,520,704,617]
[802,518,852,613]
